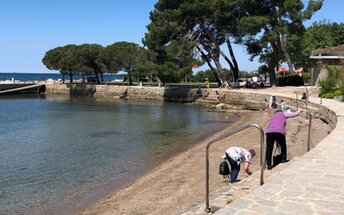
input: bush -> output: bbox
[318,66,344,101]
[322,92,335,99]
[334,89,343,96]
[302,72,311,84]
[278,75,304,86]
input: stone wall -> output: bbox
[45,83,71,94]
[219,90,337,129]
[45,83,337,128]
[45,83,201,102]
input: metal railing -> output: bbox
[204,124,265,213]
[295,86,309,111]
[295,86,323,109]
[301,109,313,152]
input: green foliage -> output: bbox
[156,62,181,83]
[99,41,147,85]
[287,21,344,71]
[42,47,64,71]
[238,0,323,86]
[321,92,335,99]
[192,69,222,83]
[257,65,268,75]
[144,0,242,84]
[302,72,311,84]
[319,66,344,101]
[192,70,212,82]
[278,75,304,86]
[77,44,104,82]
[43,42,155,85]
[43,44,105,83]
[333,89,343,96]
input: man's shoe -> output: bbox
[267,165,272,170]
[281,159,289,163]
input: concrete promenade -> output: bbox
[215,87,344,214]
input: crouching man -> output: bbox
[222,147,256,184]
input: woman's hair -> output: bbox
[274,108,283,113]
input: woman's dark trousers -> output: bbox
[266,132,286,167]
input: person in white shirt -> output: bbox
[222,147,255,183]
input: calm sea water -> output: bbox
[0,72,122,82]
[0,94,239,215]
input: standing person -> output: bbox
[215,90,220,101]
[280,100,287,111]
[269,96,277,109]
[215,90,224,102]
[265,109,302,170]
[222,147,256,183]
[301,92,307,100]
[204,78,210,89]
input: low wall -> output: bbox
[220,90,337,128]
[45,83,337,129]
[45,83,201,102]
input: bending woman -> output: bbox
[266,109,302,170]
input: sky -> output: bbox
[0,0,343,74]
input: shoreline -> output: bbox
[47,105,242,215]
[77,110,332,215]
[77,113,253,215]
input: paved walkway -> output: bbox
[215,87,344,214]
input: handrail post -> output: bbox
[318,87,322,105]
[205,124,265,213]
[301,110,312,152]
[305,87,309,110]
[295,86,309,111]
[296,92,298,111]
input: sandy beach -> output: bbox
[78,110,332,215]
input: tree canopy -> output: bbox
[287,21,344,71]
[143,0,244,86]
[237,0,323,86]
[43,0,334,87]
[100,41,146,85]
[143,0,324,86]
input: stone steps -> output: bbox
[180,159,296,215]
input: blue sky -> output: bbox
[0,0,343,73]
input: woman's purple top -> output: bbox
[266,111,299,135]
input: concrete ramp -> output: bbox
[0,83,45,94]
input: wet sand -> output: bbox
[78,110,332,215]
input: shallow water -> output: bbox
[0,95,239,215]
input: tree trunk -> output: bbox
[212,58,230,88]
[267,58,279,87]
[95,72,100,83]
[127,69,133,85]
[196,46,222,87]
[69,71,73,83]
[203,43,228,87]
[201,27,229,87]
[225,33,239,82]
[219,50,237,83]
[279,33,294,73]
[100,72,104,83]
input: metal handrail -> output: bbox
[296,86,323,109]
[301,109,312,152]
[205,124,265,213]
[295,86,309,111]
